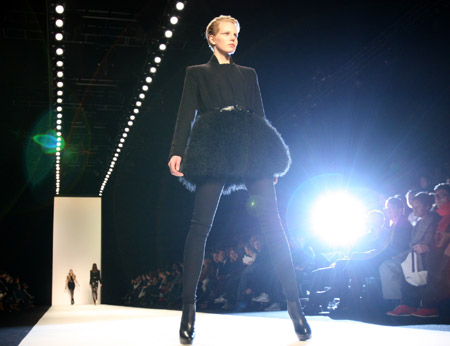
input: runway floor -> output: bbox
[19,304,450,346]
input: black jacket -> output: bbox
[169,55,265,159]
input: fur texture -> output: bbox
[179,109,291,194]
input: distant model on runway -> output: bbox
[168,15,311,345]
[89,263,102,305]
[65,269,80,305]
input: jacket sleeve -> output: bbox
[169,67,199,158]
[251,69,266,118]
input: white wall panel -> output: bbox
[52,197,101,305]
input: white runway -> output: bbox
[20,305,450,346]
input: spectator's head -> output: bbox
[366,210,385,234]
[384,197,404,224]
[405,189,418,209]
[420,175,431,190]
[434,183,450,208]
[217,249,226,263]
[412,192,434,218]
[229,248,239,262]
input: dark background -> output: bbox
[1,0,449,306]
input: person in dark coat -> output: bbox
[89,263,102,305]
[168,15,311,345]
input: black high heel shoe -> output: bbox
[287,300,312,341]
[179,303,196,345]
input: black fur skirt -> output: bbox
[179,108,291,195]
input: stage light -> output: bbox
[133,108,139,114]
[136,101,142,107]
[55,19,64,27]
[114,153,119,157]
[118,143,123,148]
[150,67,157,73]
[125,127,130,132]
[57,90,63,96]
[310,191,367,248]
[146,77,152,83]
[159,44,167,51]
[120,138,125,143]
[55,33,63,41]
[113,157,117,162]
[57,98,63,103]
[57,106,62,112]
[57,81,63,88]
[176,2,185,10]
[170,16,179,25]
[56,60,63,67]
[57,113,62,118]
[165,30,173,38]
[128,121,133,126]
[56,48,64,55]
[57,71,63,78]
[55,5,64,14]
[130,115,136,121]
[139,93,145,99]
[154,56,161,64]
[56,125,62,130]
[142,85,149,91]
[56,119,62,124]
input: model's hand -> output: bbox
[168,155,184,177]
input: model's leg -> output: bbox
[245,178,311,341]
[180,178,225,345]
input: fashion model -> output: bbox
[168,15,311,345]
[65,269,80,305]
[89,263,102,305]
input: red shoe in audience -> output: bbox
[386,305,416,316]
[411,308,439,318]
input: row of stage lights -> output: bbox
[98,1,186,196]
[52,3,65,196]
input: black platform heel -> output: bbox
[287,300,312,341]
[179,303,196,345]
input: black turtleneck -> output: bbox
[169,55,265,158]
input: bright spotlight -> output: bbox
[310,191,367,248]
[154,56,161,64]
[150,67,157,73]
[55,19,64,28]
[146,77,152,83]
[55,5,64,14]
[55,33,63,41]
[56,48,64,55]
[56,60,64,67]
[176,2,185,10]
[170,16,179,25]
[165,30,173,38]
[159,43,167,51]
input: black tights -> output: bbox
[181,178,299,304]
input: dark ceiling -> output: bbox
[3,0,193,196]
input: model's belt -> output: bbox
[218,105,255,115]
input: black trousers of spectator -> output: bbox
[181,178,300,305]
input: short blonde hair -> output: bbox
[205,15,240,52]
